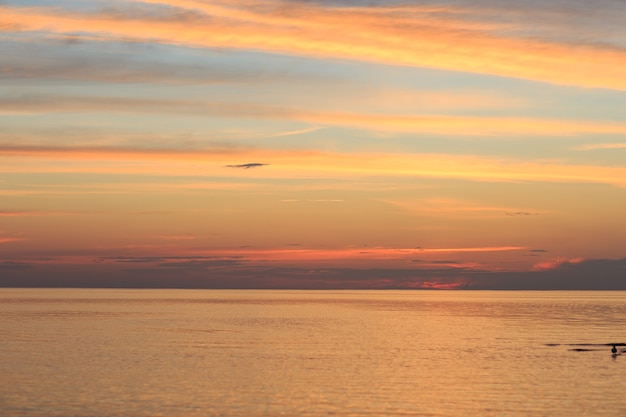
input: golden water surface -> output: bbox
[1,289,625,416]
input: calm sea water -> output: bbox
[1,289,625,417]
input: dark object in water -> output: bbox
[569,348,601,352]
[547,342,626,354]
[546,342,626,347]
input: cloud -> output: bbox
[573,143,626,151]
[0,38,284,85]
[155,234,200,241]
[99,255,242,263]
[0,236,23,244]
[4,93,626,136]
[2,1,626,89]
[0,211,35,216]
[2,257,624,289]
[225,163,269,169]
[383,198,546,218]
[0,210,82,216]
[0,261,33,270]
[505,212,540,216]
[279,199,344,203]
[5,245,524,268]
[471,258,626,290]
[3,145,626,188]
[272,126,322,137]
[531,257,584,271]
[153,259,246,270]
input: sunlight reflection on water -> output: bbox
[1,289,625,416]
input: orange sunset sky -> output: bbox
[1,0,626,289]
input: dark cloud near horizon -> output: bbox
[0,261,33,270]
[412,259,460,264]
[154,259,246,270]
[524,249,549,257]
[99,255,243,263]
[1,257,624,290]
[471,258,626,290]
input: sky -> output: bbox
[1,0,626,289]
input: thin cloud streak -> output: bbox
[0,245,525,275]
[197,246,526,262]
[3,94,626,136]
[0,237,23,244]
[2,2,626,89]
[272,126,322,137]
[0,210,83,216]
[0,39,278,85]
[574,143,626,151]
[382,198,546,217]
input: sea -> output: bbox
[1,289,625,417]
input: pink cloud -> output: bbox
[532,257,585,271]
[0,236,24,244]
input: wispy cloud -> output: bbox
[382,198,545,217]
[196,246,527,263]
[0,236,23,244]
[0,38,283,85]
[155,234,200,241]
[532,257,584,271]
[0,261,33,270]
[2,1,626,89]
[573,143,626,151]
[272,126,322,137]
[0,210,82,216]
[3,94,626,136]
[81,245,526,270]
